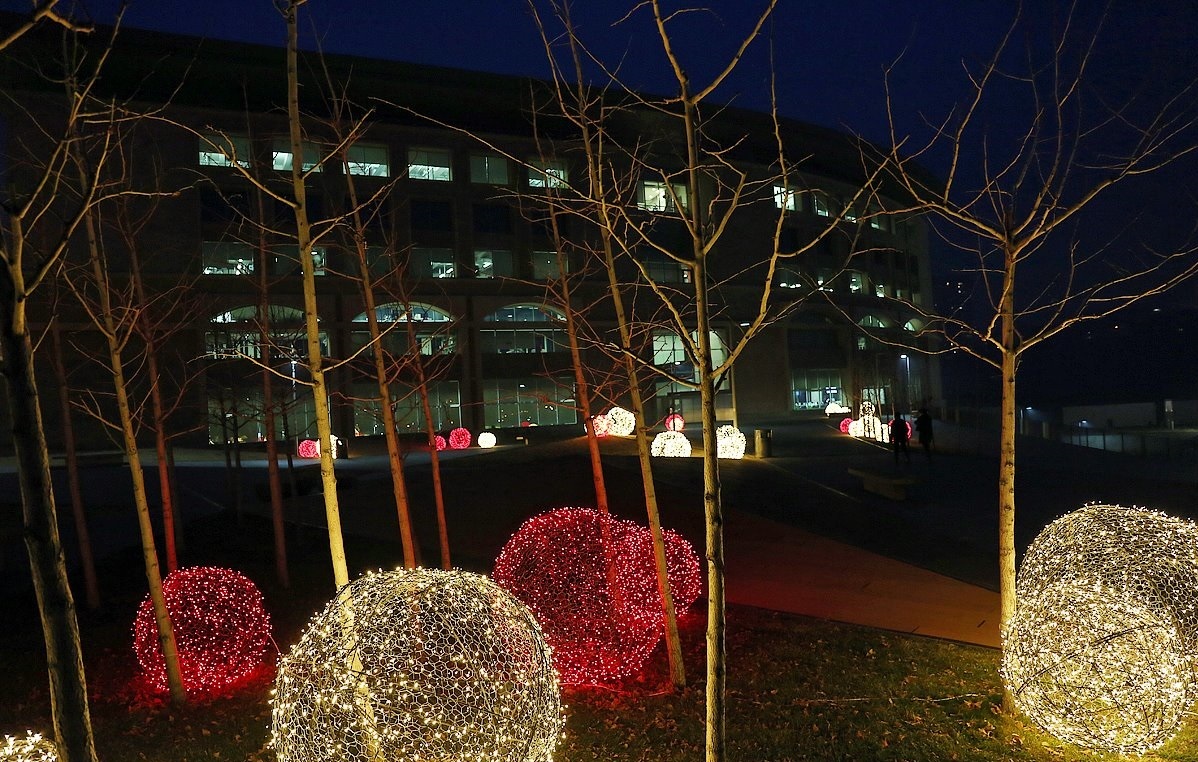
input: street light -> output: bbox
[900,354,911,410]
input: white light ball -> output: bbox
[848,419,864,437]
[478,431,497,449]
[650,431,691,458]
[271,568,563,762]
[1002,504,1198,754]
[606,407,636,437]
[715,425,745,459]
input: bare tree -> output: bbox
[875,5,1198,692]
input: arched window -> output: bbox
[480,303,567,353]
[858,314,890,329]
[350,301,456,356]
[205,304,326,359]
[903,318,925,332]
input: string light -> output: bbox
[664,413,685,432]
[133,566,272,695]
[838,417,852,434]
[271,568,563,762]
[448,427,472,450]
[434,435,447,451]
[650,431,691,458]
[478,431,497,449]
[590,414,611,438]
[297,437,341,459]
[492,507,702,685]
[606,407,636,437]
[1,732,57,762]
[715,425,745,459]
[1002,504,1198,754]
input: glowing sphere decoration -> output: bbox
[606,406,636,437]
[272,568,562,762]
[478,431,497,449]
[590,413,611,438]
[493,507,702,685]
[1,733,57,762]
[847,419,864,437]
[1001,504,1198,754]
[664,413,685,432]
[650,431,691,458]
[825,401,851,415]
[448,427,472,449]
[434,434,447,451]
[297,438,319,459]
[133,566,271,694]
[715,425,746,459]
[838,417,852,434]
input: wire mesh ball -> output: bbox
[271,568,563,762]
[297,439,319,459]
[478,431,497,449]
[715,425,746,459]
[493,507,693,685]
[1001,504,1198,754]
[133,566,271,694]
[1,732,57,762]
[651,431,691,458]
[838,417,852,434]
[448,427,472,449]
[611,524,703,625]
[434,435,447,451]
[606,407,636,437]
[664,413,685,432]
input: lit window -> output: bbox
[813,192,832,217]
[202,241,254,275]
[474,249,513,279]
[199,133,251,168]
[875,283,887,298]
[408,147,452,181]
[638,180,688,212]
[848,271,868,294]
[346,143,389,177]
[528,158,568,188]
[858,314,888,328]
[868,204,887,231]
[272,140,323,172]
[773,185,797,211]
[411,248,456,278]
[470,154,510,185]
[643,254,691,284]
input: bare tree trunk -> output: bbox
[343,162,417,568]
[408,319,451,569]
[50,323,100,610]
[284,0,349,587]
[257,190,289,588]
[1,296,98,762]
[998,248,1018,711]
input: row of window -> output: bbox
[773,185,900,233]
[198,133,568,187]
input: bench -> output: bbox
[847,468,917,500]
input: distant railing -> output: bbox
[1059,426,1198,461]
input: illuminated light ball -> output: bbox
[606,406,636,437]
[271,568,563,762]
[650,431,691,458]
[838,417,852,434]
[857,415,883,441]
[1001,504,1198,754]
[611,524,703,624]
[478,431,497,449]
[297,438,319,459]
[448,427,472,450]
[434,435,447,451]
[664,413,685,432]
[493,508,671,685]
[1,732,57,762]
[590,413,611,438]
[824,401,851,415]
[847,419,864,438]
[134,566,271,694]
[715,425,746,459]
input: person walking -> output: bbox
[890,412,910,464]
[915,408,934,457]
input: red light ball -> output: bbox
[665,413,685,432]
[133,566,272,694]
[839,417,852,434]
[448,427,472,449]
[591,414,611,438]
[434,434,447,451]
[297,439,319,458]
[493,507,701,685]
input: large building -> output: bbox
[0,22,940,451]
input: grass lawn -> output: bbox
[3,510,1196,762]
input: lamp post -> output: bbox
[900,354,911,411]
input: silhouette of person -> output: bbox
[890,412,910,464]
[915,408,934,457]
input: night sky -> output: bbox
[4,0,1196,406]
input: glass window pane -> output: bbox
[470,154,510,184]
[346,143,390,177]
[408,147,453,181]
[199,133,251,168]
[528,158,567,188]
[202,241,254,275]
